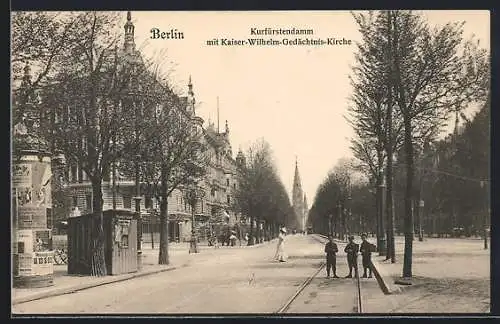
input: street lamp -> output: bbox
[480,181,488,250]
[418,199,425,242]
[347,196,352,236]
[378,173,387,256]
[328,214,333,236]
[185,184,206,253]
[336,202,342,240]
[51,150,67,235]
[134,154,142,270]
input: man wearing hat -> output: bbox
[359,233,375,278]
[344,235,359,278]
[324,235,339,278]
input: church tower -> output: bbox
[124,11,136,53]
[292,158,305,231]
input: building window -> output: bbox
[71,165,77,182]
[226,179,230,186]
[123,195,132,209]
[145,196,153,209]
[211,188,216,197]
[72,196,78,207]
[227,195,230,204]
[103,170,110,182]
[233,183,236,189]
[86,194,92,213]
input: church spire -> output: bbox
[292,158,305,231]
[293,158,302,188]
[124,11,135,53]
[188,75,193,95]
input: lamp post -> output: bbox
[378,174,387,256]
[418,199,424,242]
[328,214,333,236]
[480,181,488,250]
[134,154,142,270]
[347,197,352,236]
[337,202,343,241]
[51,151,67,236]
[186,184,205,254]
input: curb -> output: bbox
[12,265,181,305]
[370,258,401,295]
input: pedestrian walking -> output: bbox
[344,235,359,278]
[360,233,375,278]
[324,235,339,278]
[274,228,288,262]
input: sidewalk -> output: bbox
[361,237,490,313]
[12,238,279,305]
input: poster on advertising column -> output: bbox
[12,163,32,187]
[14,160,52,230]
[32,251,54,276]
[17,206,47,229]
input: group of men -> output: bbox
[323,233,376,279]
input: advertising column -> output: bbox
[13,151,54,288]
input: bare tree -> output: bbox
[37,12,141,276]
[233,139,290,245]
[387,11,489,278]
[349,11,407,260]
[119,74,209,265]
[11,12,78,124]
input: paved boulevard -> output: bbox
[13,235,363,314]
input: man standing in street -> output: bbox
[344,235,359,278]
[324,235,339,278]
[360,233,375,278]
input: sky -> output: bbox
[127,10,490,204]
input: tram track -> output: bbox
[274,234,364,314]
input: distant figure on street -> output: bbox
[324,235,339,278]
[245,232,249,242]
[359,233,376,278]
[344,235,359,278]
[274,228,288,262]
[229,232,237,246]
[213,234,220,249]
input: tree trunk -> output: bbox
[158,164,169,265]
[375,177,382,252]
[248,214,254,246]
[91,178,107,276]
[256,216,261,243]
[386,154,395,262]
[402,117,414,278]
[385,10,396,263]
